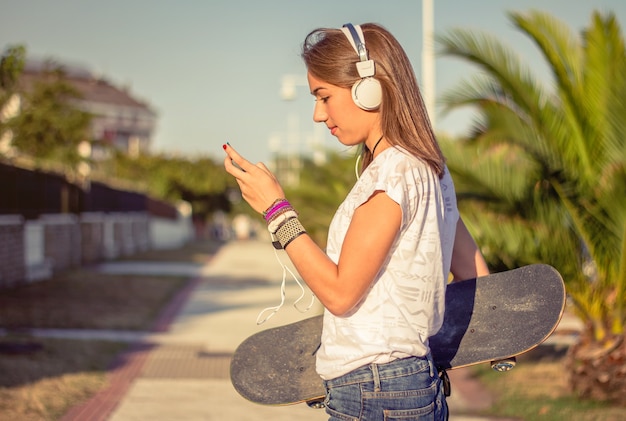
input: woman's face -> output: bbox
[307,72,380,148]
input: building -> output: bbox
[13,59,158,159]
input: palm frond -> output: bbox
[511,10,584,111]
[583,12,626,172]
[436,28,548,117]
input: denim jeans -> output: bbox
[322,355,448,421]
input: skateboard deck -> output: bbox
[230,263,566,406]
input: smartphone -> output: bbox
[232,160,246,172]
[226,142,246,172]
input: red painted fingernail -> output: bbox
[222,144,227,150]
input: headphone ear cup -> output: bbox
[351,77,382,110]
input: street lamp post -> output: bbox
[422,0,436,129]
[275,74,310,187]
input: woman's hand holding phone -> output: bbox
[223,142,285,214]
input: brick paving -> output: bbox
[59,275,204,421]
[141,345,231,379]
[60,342,156,421]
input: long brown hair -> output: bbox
[301,23,445,177]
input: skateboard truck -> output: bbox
[490,356,517,372]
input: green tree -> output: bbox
[0,45,26,154]
[8,63,92,170]
[105,151,234,221]
[0,44,25,110]
[437,10,626,403]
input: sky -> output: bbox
[2,0,626,163]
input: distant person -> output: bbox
[224,22,488,420]
[232,213,252,240]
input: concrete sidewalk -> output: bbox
[60,239,576,421]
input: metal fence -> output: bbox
[0,162,175,218]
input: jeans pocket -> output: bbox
[383,401,435,420]
[325,405,360,421]
[324,385,360,421]
[364,381,439,420]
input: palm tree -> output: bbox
[437,10,626,404]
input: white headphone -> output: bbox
[340,23,382,111]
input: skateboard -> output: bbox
[230,264,566,407]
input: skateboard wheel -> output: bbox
[306,398,325,409]
[490,357,517,371]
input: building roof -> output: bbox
[19,59,157,115]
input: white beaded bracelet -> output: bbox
[267,210,298,234]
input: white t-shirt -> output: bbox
[316,146,459,380]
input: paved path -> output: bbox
[57,239,580,421]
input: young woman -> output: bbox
[224,22,488,421]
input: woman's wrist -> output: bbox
[263,198,305,249]
[263,199,288,219]
[273,217,307,249]
[267,210,298,234]
[264,199,297,232]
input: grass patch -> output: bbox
[0,270,188,330]
[0,336,127,421]
[472,348,625,420]
[0,239,223,420]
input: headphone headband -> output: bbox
[341,23,368,62]
[341,23,375,79]
[340,23,381,110]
